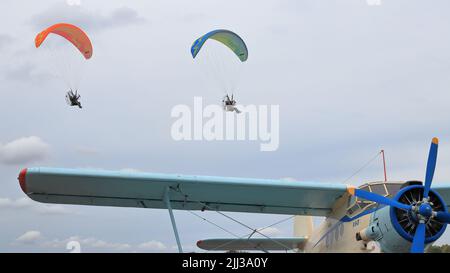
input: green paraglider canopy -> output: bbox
[191,29,248,62]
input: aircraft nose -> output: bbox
[18,168,28,194]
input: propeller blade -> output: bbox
[410,222,426,253]
[424,137,439,199]
[435,211,450,224]
[354,189,411,211]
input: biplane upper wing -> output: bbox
[18,167,350,216]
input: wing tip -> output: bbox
[18,168,28,194]
[196,240,203,248]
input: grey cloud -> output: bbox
[3,63,34,82]
[0,34,13,49]
[103,7,146,29]
[31,4,146,33]
[0,197,74,215]
[0,136,50,165]
[2,63,51,84]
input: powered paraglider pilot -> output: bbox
[66,90,82,109]
[223,94,241,113]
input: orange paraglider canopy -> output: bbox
[35,23,93,59]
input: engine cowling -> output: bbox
[390,185,447,245]
[352,138,450,252]
[364,184,447,253]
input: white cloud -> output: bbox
[15,231,43,244]
[0,197,74,215]
[119,168,141,173]
[14,230,166,252]
[31,4,146,33]
[35,205,73,215]
[78,237,132,251]
[0,198,30,208]
[171,244,197,252]
[0,136,50,165]
[41,237,159,252]
[66,0,82,6]
[280,177,297,182]
[137,240,167,251]
[257,227,282,237]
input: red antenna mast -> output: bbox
[381,150,387,182]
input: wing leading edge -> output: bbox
[19,167,350,216]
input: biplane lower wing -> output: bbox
[196,237,308,251]
[19,167,350,216]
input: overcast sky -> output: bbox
[2,0,450,252]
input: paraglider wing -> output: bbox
[35,23,93,60]
[191,29,248,62]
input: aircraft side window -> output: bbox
[385,183,402,196]
[347,195,357,207]
[357,200,372,210]
[360,185,370,192]
[347,203,361,215]
[370,184,387,196]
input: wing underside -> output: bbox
[19,167,350,216]
[196,237,308,251]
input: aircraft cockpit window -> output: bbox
[347,195,357,208]
[357,200,372,210]
[359,185,370,192]
[347,203,361,215]
[385,183,402,196]
[347,184,386,216]
[370,184,387,196]
[346,183,398,216]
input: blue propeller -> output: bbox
[354,188,411,211]
[423,138,439,199]
[411,222,426,253]
[435,211,450,223]
[354,138,450,253]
